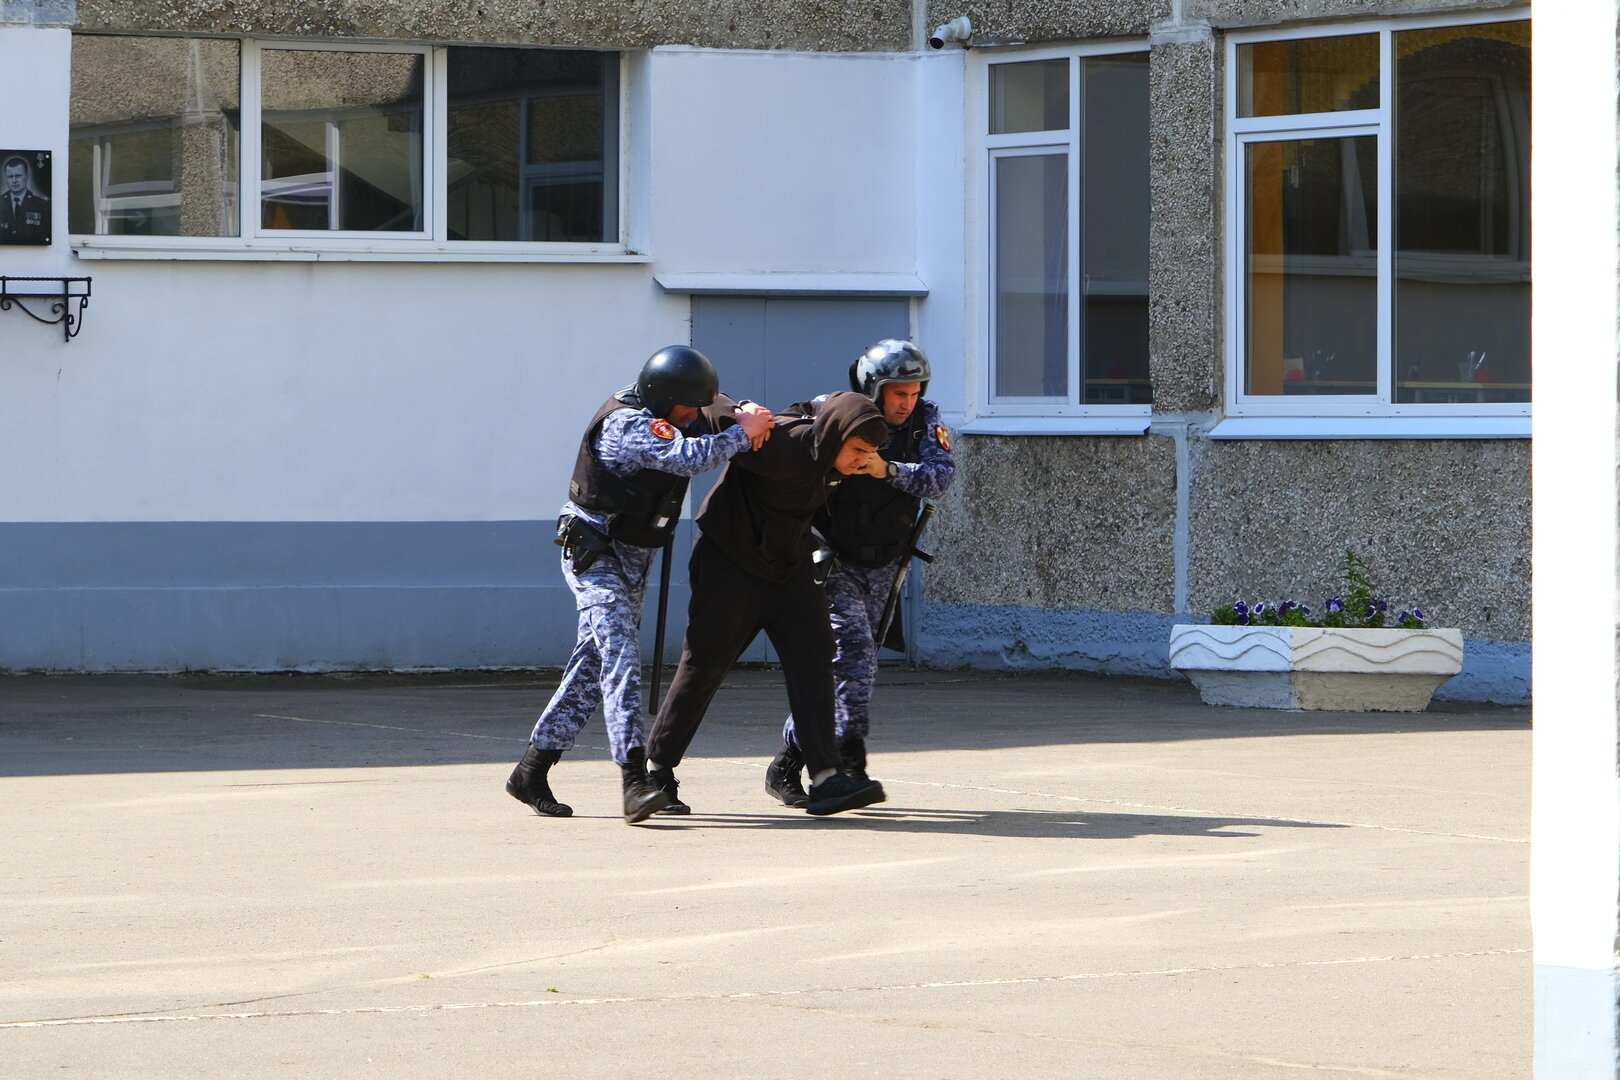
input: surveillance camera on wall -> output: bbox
[929,15,972,50]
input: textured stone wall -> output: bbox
[1187,0,1523,30]
[1187,439,1530,641]
[926,433,1177,613]
[1147,31,1218,414]
[75,0,915,51]
[922,0,1168,43]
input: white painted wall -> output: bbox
[0,28,72,279]
[646,48,920,276]
[0,36,935,524]
[912,49,968,423]
[3,262,690,521]
[1529,2,1620,1074]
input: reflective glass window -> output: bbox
[446,47,617,243]
[260,49,424,232]
[1238,35,1379,117]
[1393,22,1530,404]
[990,60,1068,134]
[68,36,241,237]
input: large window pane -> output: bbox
[1082,54,1151,404]
[1238,35,1379,117]
[261,50,423,232]
[1394,21,1530,404]
[69,36,240,237]
[447,47,616,242]
[1245,136,1378,396]
[990,60,1068,134]
[994,152,1068,398]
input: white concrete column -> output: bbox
[1530,4,1620,1076]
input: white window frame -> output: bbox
[72,36,639,264]
[1217,10,1531,440]
[966,40,1152,436]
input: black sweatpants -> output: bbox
[647,536,840,775]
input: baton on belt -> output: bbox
[875,502,935,650]
[647,538,674,716]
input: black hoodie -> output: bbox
[694,390,884,583]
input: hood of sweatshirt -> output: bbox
[806,390,884,469]
[691,390,883,583]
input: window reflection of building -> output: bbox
[259,49,425,233]
[446,47,616,243]
[68,36,241,237]
[68,35,617,245]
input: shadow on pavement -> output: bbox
[0,668,1528,778]
[623,806,1348,839]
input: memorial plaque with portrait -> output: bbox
[0,149,52,245]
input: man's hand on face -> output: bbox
[735,404,775,449]
[832,436,881,476]
[858,453,891,479]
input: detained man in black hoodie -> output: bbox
[644,390,891,817]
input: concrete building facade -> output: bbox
[0,0,1531,704]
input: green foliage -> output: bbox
[1210,548,1430,630]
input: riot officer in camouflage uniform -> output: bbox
[506,346,773,824]
[766,340,954,807]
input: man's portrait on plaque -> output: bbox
[0,150,51,245]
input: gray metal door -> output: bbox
[691,295,910,662]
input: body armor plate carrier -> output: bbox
[568,394,695,549]
[819,409,926,568]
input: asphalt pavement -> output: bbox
[0,667,1529,1079]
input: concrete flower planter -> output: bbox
[1168,625,1464,711]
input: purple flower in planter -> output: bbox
[1326,598,1344,613]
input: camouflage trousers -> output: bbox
[529,540,657,764]
[782,559,897,749]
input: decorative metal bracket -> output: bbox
[0,276,92,342]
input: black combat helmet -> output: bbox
[635,345,720,418]
[849,339,930,402]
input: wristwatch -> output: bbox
[885,460,899,480]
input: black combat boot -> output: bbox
[506,745,573,817]
[839,738,869,783]
[646,764,691,814]
[620,747,672,824]
[764,742,809,808]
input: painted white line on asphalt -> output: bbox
[254,714,515,742]
[1,947,1528,1029]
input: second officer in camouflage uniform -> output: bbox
[506,346,772,824]
[767,339,955,806]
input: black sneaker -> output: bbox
[647,766,692,815]
[805,772,886,816]
[764,747,809,808]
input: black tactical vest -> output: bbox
[568,394,693,548]
[819,408,927,568]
